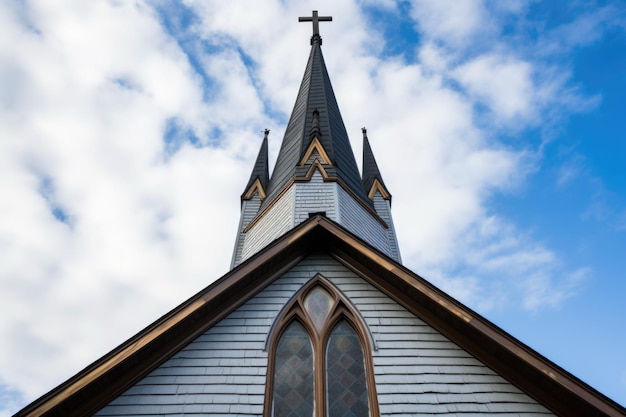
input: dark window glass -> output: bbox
[272,321,314,417]
[326,320,369,417]
[304,286,332,333]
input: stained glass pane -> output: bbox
[304,286,332,333]
[326,320,369,417]
[272,321,314,417]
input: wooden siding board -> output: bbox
[240,186,294,262]
[231,194,263,268]
[96,254,554,417]
[372,194,402,263]
[293,172,338,225]
[319,256,554,417]
[336,186,392,257]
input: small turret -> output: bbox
[361,127,401,262]
[361,127,391,202]
[241,129,270,202]
[231,130,270,268]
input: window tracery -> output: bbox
[265,275,379,417]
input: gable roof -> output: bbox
[16,215,626,417]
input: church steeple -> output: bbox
[264,12,370,208]
[231,11,400,267]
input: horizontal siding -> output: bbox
[293,171,338,224]
[95,258,323,417]
[231,195,262,268]
[337,186,392,258]
[321,256,554,417]
[240,186,294,262]
[96,254,554,417]
[372,193,402,263]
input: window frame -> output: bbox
[264,275,379,417]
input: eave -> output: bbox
[16,216,626,417]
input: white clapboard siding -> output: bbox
[231,193,263,268]
[239,173,399,265]
[96,255,554,416]
[240,186,294,262]
[336,186,393,259]
[371,192,402,263]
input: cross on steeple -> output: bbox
[299,10,332,44]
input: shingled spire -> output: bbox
[264,12,370,208]
[231,12,400,267]
[241,129,270,201]
[362,127,391,201]
[231,130,270,268]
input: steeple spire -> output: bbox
[264,13,370,208]
[362,127,391,201]
[241,129,269,201]
[231,12,401,267]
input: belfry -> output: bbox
[16,11,626,417]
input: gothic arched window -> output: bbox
[265,276,379,417]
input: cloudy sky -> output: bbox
[2,0,625,414]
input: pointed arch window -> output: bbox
[265,276,379,417]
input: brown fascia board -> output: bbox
[16,215,626,417]
[319,222,626,417]
[15,218,326,417]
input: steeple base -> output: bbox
[233,173,400,267]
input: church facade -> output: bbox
[16,12,626,417]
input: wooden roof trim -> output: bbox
[317,224,626,417]
[243,172,389,234]
[16,219,324,417]
[243,179,295,233]
[18,215,626,417]
[242,177,267,200]
[367,178,391,201]
[302,159,330,180]
[333,177,388,228]
[299,136,331,166]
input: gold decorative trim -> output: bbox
[303,159,330,179]
[367,178,391,200]
[299,136,331,166]
[242,178,267,200]
[243,173,390,233]
[242,180,295,233]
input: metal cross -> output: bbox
[299,10,332,37]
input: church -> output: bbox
[16,11,626,417]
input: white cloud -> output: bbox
[0,0,610,414]
[537,4,624,54]
[452,54,535,122]
[408,0,492,46]
[521,267,590,311]
[0,0,247,404]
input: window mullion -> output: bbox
[314,335,325,417]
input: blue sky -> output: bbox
[1,0,625,415]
